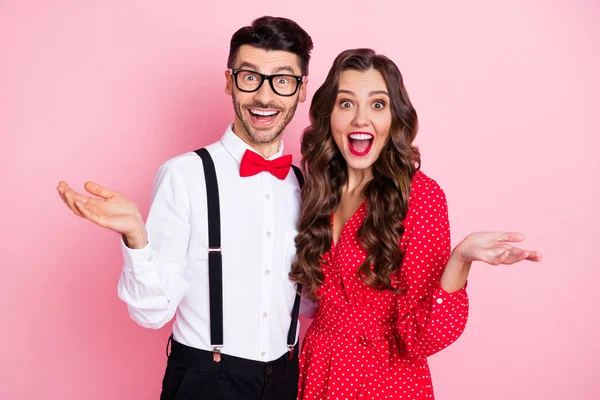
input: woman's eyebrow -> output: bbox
[337,89,389,97]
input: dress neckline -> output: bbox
[331,200,367,249]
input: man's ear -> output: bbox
[225,70,233,95]
[298,78,308,103]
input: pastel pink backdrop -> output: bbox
[1,1,598,399]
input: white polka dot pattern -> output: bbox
[298,171,469,399]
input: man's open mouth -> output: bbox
[248,108,281,127]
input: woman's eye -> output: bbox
[340,101,353,108]
[373,101,386,109]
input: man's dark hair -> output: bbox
[227,16,314,76]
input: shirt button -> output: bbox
[147,256,153,262]
[262,312,268,318]
[265,270,271,276]
[436,298,443,304]
[265,194,271,200]
[261,351,266,358]
[266,231,271,237]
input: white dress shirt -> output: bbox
[117,124,309,362]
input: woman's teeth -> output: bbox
[349,133,373,140]
[348,132,374,155]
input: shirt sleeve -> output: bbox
[396,175,469,358]
[117,163,191,329]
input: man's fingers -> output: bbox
[57,185,69,206]
[64,190,84,217]
[57,182,70,203]
[75,201,106,227]
[58,182,94,217]
[57,181,71,192]
[84,181,115,199]
[75,201,95,223]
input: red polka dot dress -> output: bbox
[298,172,469,399]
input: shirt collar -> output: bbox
[221,123,285,164]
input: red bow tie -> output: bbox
[239,150,292,180]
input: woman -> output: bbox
[290,49,541,399]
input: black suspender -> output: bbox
[194,148,224,361]
[288,165,304,360]
[291,164,304,187]
[194,148,304,362]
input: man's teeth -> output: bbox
[250,109,278,116]
[349,133,373,140]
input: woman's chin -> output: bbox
[343,156,376,172]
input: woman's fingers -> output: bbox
[488,246,543,266]
[525,251,543,262]
[500,247,529,265]
[477,245,509,264]
[491,249,511,265]
[459,232,542,266]
[497,232,525,243]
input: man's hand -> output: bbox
[57,181,147,249]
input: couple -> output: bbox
[57,16,541,400]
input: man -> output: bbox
[57,16,313,399]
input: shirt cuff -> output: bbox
[121,233,158,273]
[432,281,468,305]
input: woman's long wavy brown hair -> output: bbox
[289,48,421,297]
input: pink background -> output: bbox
[1,1,599,399]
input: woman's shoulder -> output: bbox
[409,170,446,204]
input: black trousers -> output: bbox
[160,339,299,400]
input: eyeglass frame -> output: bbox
[228,68,306,97]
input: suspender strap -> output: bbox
[291,164,304,188]
[194,148,224,360]
[192,152,305,362]
[287,165,304,359]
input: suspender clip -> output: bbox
[212,345,224,362]
[287,345,295,360]
[208,247,222,253]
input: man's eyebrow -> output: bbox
[273,66,297,74]
[238,61,259,71]
[237,62,298,75]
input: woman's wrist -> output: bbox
[440,247,472,293]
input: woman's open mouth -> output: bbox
[348,132,374,156]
